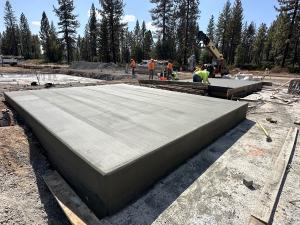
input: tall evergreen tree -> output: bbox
[227,0,243,64]
[89,3,98,62]
[271,13,289,65]
[132,20,143,62]
[252,23,267,65]
[54,0,79,63]
[40,12,51,60]
[215,0,231,58]
[144,30,153,59]
[176,0,200,65]
[81,25,90,61]
[98,16,110,62]
[207,15,215,42]
[100,0,124,63]
[31,35,41,59]
[49,22,63,62]
[19,13,32,59]
[235,22,255,65]
[276,0,300,67]
[150,0,176,60]
[2,0,19,55]
[150,0,173,43]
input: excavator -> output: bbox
[197,31,229,77]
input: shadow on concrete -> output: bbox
[102,119,255,225]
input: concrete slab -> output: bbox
[181,78,263,98]
[4,84,248,218]
[0,73,100,85]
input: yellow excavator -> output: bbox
[197,31,229,77]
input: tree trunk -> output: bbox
[183,0,190,66]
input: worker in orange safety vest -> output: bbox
[166,60,173,80]
[148,59,155,80]
[130,59,136,78]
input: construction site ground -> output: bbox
[0,66,300,225]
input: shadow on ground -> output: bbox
[22,123,70,225]
[101,119,255,225]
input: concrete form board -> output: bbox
[4,84,248,218]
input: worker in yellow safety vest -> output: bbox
[193,67,210,84]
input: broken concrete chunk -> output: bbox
[266,117,277,124]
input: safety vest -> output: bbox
[167,63,173,70]
[148,61,155,70]
[195,70,209,82]
[130,60,136,68]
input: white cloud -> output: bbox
[31,21,40,27]
[121,14,136,23]
[146,21,158,33]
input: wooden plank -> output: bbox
[249,127,299,225]
[43,171,102,225]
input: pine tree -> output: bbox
[235,22,256,66]
[120,28,131,63]
[49,22,63,62]
[54,0,79,63]
[40,12,51,60]
[31,35,41,59]
[176,0,200,65]
[227,0,243,64]
[89,3,98,62]
[98,16,110,62]
[19,13,32,59]
[264,22,276,63]
[150,0,173,43]
[150,0,176,60]
[100,0,124,63]
[131,20,143,62]
[144,30,153,59]
[276,0,300,67]
[207,15,215,42]
[2,0,19,55]
[272,13,289,65]
[215,0,231,58]
[252,23,267,65]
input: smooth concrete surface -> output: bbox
[182,78,262,88]
[5,84,248,218]
[0,73,100,85]
[209,78,263,89]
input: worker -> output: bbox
[130,58,136,78]
[166,60,173,80]
[193,67,210,84]
[148,59,155,80]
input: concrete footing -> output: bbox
[5,84,248,218]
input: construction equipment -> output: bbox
[197,31,229,77]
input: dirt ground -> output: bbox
[0,66,299,225]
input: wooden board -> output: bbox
[43,171,102,225]
[249,127,299,225]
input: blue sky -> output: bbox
[0,0,279,35]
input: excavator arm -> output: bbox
[197,31,228,76]
[197,31,224,61]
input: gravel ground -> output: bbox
[0,75,299,225]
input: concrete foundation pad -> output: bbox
[181,78,263,98]
[5,84,248,218]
